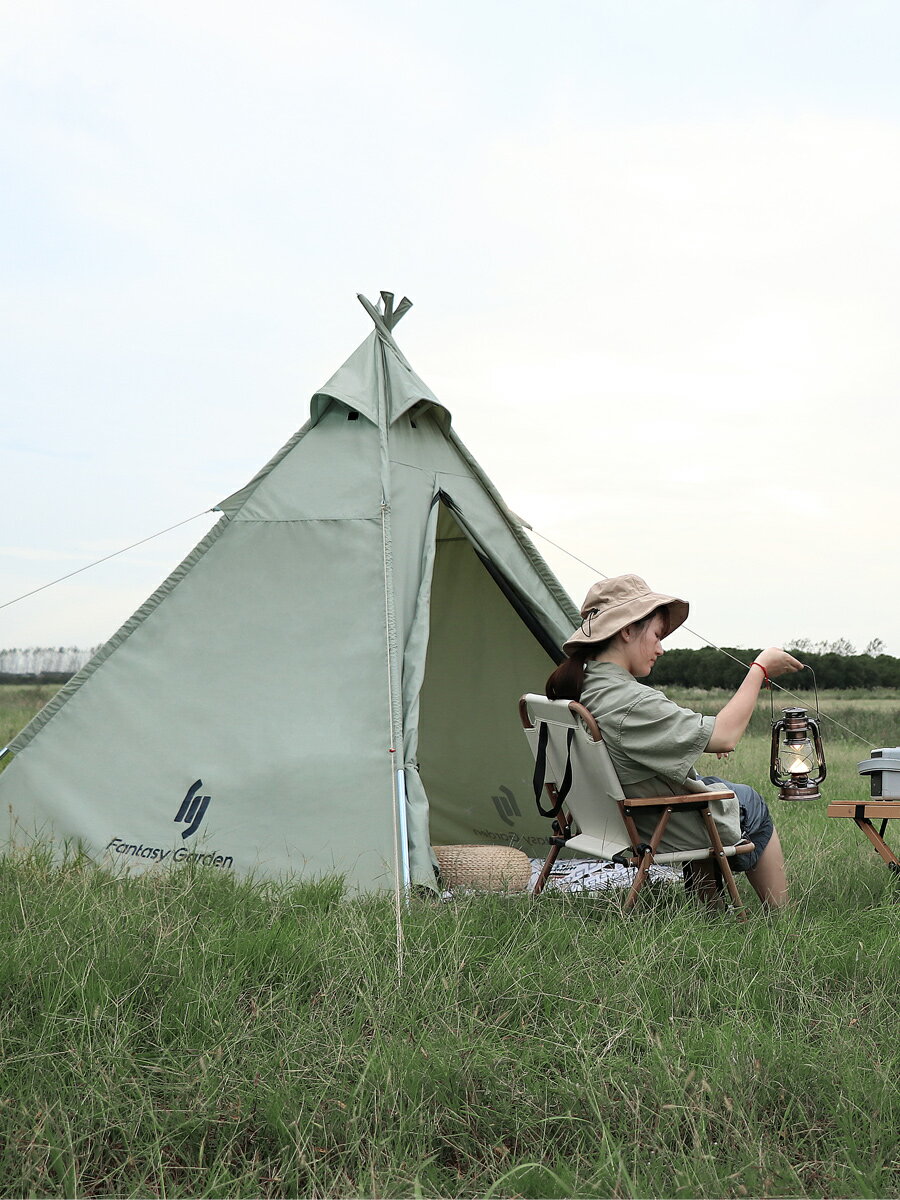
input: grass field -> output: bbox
[0,684,899,1198]
[0,682,60,750]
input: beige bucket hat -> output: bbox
[562,574,689,656]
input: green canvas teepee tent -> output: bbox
[0,294,578,891]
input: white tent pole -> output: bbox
[380,496,411,897]
[395,767,411,889]
[373,314,410,970]
[381,498,408,973]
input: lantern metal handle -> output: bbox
[768,664,819,723]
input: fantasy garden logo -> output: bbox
[174,779,211,838]
[104,778,235,870]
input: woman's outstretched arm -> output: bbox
[705,647,804,754]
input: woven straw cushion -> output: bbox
[433,844,532,893]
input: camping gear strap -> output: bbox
[532,721,574,818]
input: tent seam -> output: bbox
[231,517,381,525]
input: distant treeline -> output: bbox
[0,647,98,685]
[653,647,900,690]
[3,644,900,691]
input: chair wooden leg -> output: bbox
[533,842,562,896]
[532,810,572,896]
[624,850,653,911]
[720,863,745,915]
[624,807,672,911]
[699,805,748,920]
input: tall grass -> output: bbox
[1,837,898,1199]
[0,686,898,1197]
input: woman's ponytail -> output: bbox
[546,648,590,701]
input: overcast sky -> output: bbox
[3,0,899,656]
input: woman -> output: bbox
[546,574,803,908]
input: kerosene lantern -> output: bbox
[770,706,827,800]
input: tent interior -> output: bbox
[419,501,559,852]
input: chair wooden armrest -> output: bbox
[622,790,735,808]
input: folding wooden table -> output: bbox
[826,801,900,873]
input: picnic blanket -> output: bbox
[528,858,682,893]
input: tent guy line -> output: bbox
[0,510,214,613]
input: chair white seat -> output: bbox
[563,833,631,860]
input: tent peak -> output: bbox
[358,291,413,335]
[310,294,445,430]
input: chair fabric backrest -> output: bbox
[520,693,633,860]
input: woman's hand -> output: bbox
[707,646,805,754]
[754,647,805,677]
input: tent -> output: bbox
[0,294,579,892]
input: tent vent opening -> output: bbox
[347,411,359,421]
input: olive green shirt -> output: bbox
[580,661,743,851]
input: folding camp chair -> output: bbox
[519,694,756,916]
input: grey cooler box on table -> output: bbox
[858,748,900,799]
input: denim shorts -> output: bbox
[700,776,774,873]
